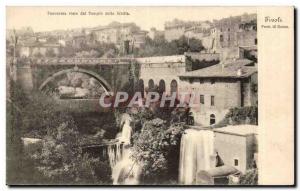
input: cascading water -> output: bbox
[107,113,141,185]
[112,147,141,185]
[118,117,132,145]
[179,129,214,185]
[107,143,123,167]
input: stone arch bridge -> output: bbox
[15,55,189,97]
[16,57,138,94]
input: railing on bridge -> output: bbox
[10,56,136,66]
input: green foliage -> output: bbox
[59,41,118,58]
[213,106,258,128]
[131,118,185,183]
[186,55,219,71]
[134,36,204,57]
[21,93,75,138]
[225,106,258,125]
[71,111,118,139]
[59,44,76,57]
[239,169,258,185]
[35,122,112,184]
[7,82,114,184]
[7,80,29,184]
[130,108,155,132]
[45,48,57,57]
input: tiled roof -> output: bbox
[213,125,258,136]
[179,59,257,79]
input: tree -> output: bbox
[134,35,204,57]
[35,122,112,184]
[238,169,258,185]
[21,92,79,137]
[131,118,185,184]
[59,44,76,57]
[45,48,56,57]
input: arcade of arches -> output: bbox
[137,79,178,97]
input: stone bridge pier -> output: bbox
[15,57,138,94]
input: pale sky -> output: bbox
[7,7,257,32]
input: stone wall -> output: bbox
[214,132,248,173]
[237,30,257,47]
[179,78,242,126]
[17,59,135,94]
[137,55,186,94]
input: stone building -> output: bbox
[136,55,187,94]
[210,13,257,59]
[179,58,257,126]
[72,34,88,49]
[19,42,61,57]
[131,30,148,48]
[148,27,164,40]
[164,19,212,42]
[213,125,258,174]
[91,22,141,45]
[184,21,212,41]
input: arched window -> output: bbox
[159,80,166,93]
[138,79,144,98]
[210,114,216,125]
[148,79,155,92]
[170,80,178,94]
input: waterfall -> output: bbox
[107,143,123,168]
[107,113,141,185]
[112,147,141,185]
[179,129,214,185]
[118,118,132,145]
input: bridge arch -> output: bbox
[39,67,112,94]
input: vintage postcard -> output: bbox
[6,6,294,186]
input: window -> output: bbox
[148,79,155,90]
[220,35,223,42]
[234,159,239,166]
[211,79,215,84]
[200,95,204,104]
[200,79,204,84]
[138,79,144,98]
[189,79,193,84]
[211,96,215,106]
[210,114,216,125]
[170,80,178,94]
[158,80,166,93]
[254,38,257,45]
[228,28,230,31]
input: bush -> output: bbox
[21,92,76,138]
[225,106,258,125]
[131,118,185,184]
[134,35,204,57]
[35,122,112,184]
[213,106,258,128]
[239,169,258,185]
